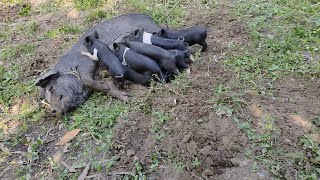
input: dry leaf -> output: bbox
[56,129,81,146]
[251,103,263,118]
[62,161,77,173]
[78,162,91,180]
[291,115,312,129]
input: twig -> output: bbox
[62,161,77,173]
[166,0,181,17]
[0,167,11,179]
[154,146,166,163]
[78,162,91,180]
[105,172,135,176]
[168,88,188,101]
[186,165,203,180]
[169,103,191,113]
[85,174,102,179]
[90,133,103,144]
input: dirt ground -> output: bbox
[1,0,319,179]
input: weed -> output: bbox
[125,0,186,27]
[150,111,171,140]
[228,0,320,178]
[85,9,113,24]
[170,72,191,94]
[209,84,246,117]
[2,0,23,5]
[35,1,60,13]
[298,135,320,178]
[19,4,32,16]
[74,0,108,10]
[149,154,160,172]
[46,25,81,38]
[0,64,34,108]
[66,93,128,146]
[192,157,201,168]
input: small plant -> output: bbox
[192,157,201,168]
[46,25,81,38]
[149,155,160,172]
[150,111,171,140]
[210,84,245,117]
[85,9,112,24]
[74,0,108,10]
[126,0,186,27]
[19,4,31,16]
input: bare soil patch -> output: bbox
[107,2,260,179]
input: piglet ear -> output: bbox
[156,29,165,36]
[35,71,60,88]
[113,43,120,51]
[84,36,92,46]
[133,29,142,37]
[93,30,99,39]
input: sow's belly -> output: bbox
[73,14,160,52]
[54,14,160,72]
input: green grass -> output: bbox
[226,0,320,93]
[65,93,128,146]
[1,44,35,60]
[46,24,82,38]
[19,3,32,16]
[224,0,320,178]
[84,9,113,24]
[35,1,60,13]
[126,0,187,27]
[74,0,109,10]
[0,57,35,110]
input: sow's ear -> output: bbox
[35,71,59,88]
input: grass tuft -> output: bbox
[126,0,187,27]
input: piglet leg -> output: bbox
[81,48,99,61]
[81,76,129,102]
[104,80,129,102]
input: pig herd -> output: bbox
[81,27,207,87]
[34,14,207,117]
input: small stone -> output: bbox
[182,132,192,143]
[199,145,211,156]
[230,158,240,166]
[112,155,120,161]
[203,169,214,176]
[127,149,135,157]
[68,9,80,19]
[257,171,269,180]
[197,119,203,123]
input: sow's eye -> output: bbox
[59,95,63,100]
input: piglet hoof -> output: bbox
[186,68,191,75]
[189,54,195,62]
[81,48,99,61]
[105,80,130,102]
